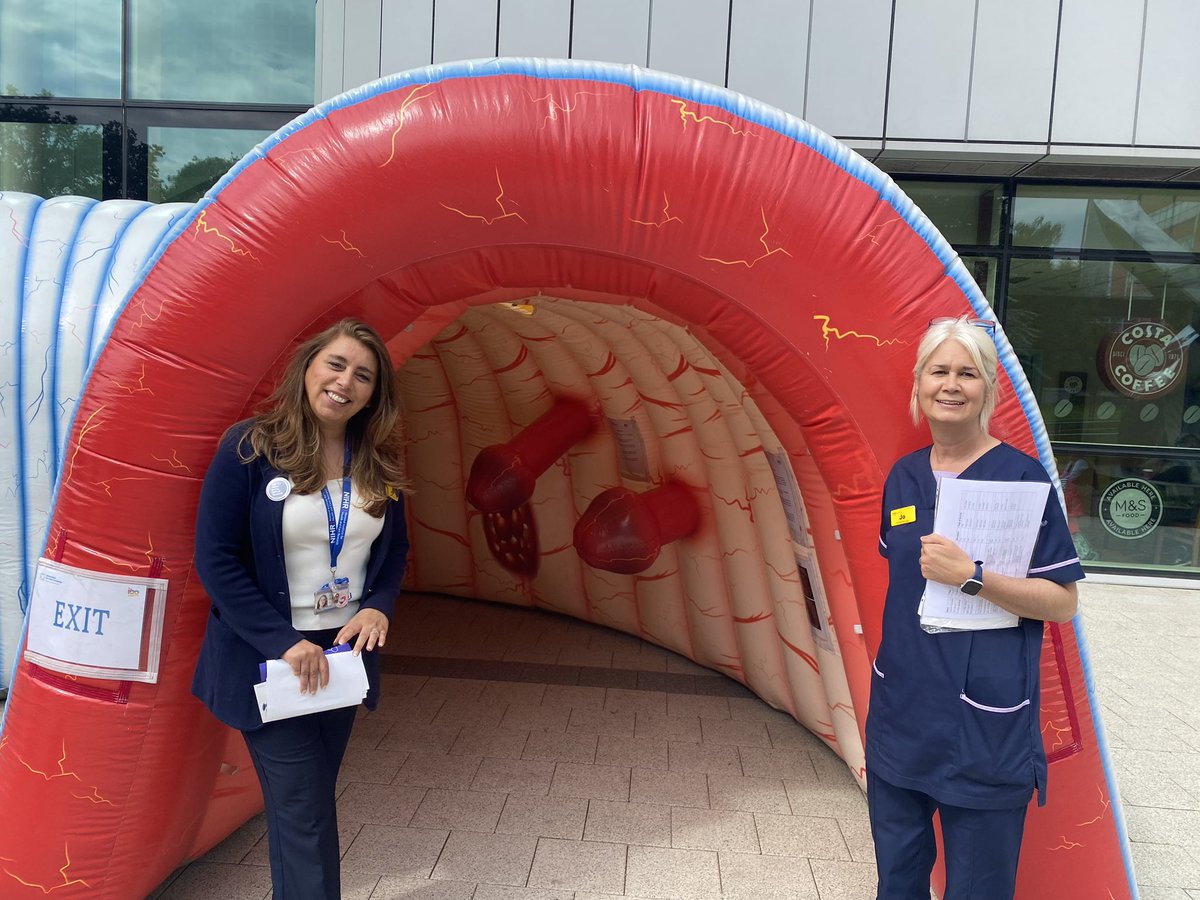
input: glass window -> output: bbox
[895,180,1003,246]
[1006,257,1200,449]
[0,120,103,198]
[0,0,122,99]
[144,126,270,202]
[1056,448,1200,573]
[1013,185,1200,252]
[959,255,999,301]
[130,0,315,104]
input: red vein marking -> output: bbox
[732,611,773,624]
[411,517,471,547]
[777,631,820,672]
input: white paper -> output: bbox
[256,649,369,723]
[25,558,167,679]
[920,478,1051,631]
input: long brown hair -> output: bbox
[239,318,408,515]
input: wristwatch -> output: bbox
[959,560,984,596]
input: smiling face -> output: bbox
[915,339,986,431]
[303,334,379,436]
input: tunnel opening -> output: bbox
[389,290,866,766]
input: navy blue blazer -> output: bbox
[191,420,409,731]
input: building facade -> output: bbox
[3,0,1199,577]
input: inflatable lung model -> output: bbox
[0,59,1134,898]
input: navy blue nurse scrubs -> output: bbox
[866,443,1083,899]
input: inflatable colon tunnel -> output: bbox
[0,59,1136,898]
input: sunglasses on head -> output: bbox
[929,316,996,334]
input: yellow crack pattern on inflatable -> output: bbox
[322,230,365,257]
[378,83,435,168]
[700,209,790,267]
[65,405,105,482]
[112,363,153,396]
[441,169,528,225]
[191,210,259,261]
[631,192,682,228]
[525,87,612,129]
[812,314,902,350]
[4,845,90,894]
[670,99,754,136]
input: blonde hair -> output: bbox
[239,318,408,516]
[909,316,1000,432]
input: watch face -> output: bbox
[960,578,984,596]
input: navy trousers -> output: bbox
[868,770,1028,900]
[242,629,358,900]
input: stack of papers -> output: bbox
[253,644,369,723]
[919,478,1051,631]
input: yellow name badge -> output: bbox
[890,505,916,527]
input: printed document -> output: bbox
[254,645,369,723]
[919,478,1051,631]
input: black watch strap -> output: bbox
[960,560,984,596]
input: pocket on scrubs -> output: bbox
[957,629,1033,787]
[957,693,1032,787]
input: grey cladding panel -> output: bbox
[572,0,651,66]
[805,0,891,138]
[968,0,1056,143]
[343,0,383,91]
[1052,0,1142,144]
[886,0,974,140]
[1136,0,1200,147]
[498,0,571,58]
[433,0,499,63]
[647,0,729,88]
[381,0,434,75]
[727,0,810,118]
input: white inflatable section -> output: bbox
[0,192,192,689]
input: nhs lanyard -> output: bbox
[320,441,353,577]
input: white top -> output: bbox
[282,478,384,630]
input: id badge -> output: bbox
[314,583,334,613]
[331,576,353,608]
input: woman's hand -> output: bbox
[336,608,389,656]
[920,533,1079,622]
[282,639,328,694]
[919,534,975,587]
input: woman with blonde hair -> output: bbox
[867,316,1083,899]
[192,318,409,900]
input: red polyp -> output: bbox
[574,479,700,574]
[466,395,595,513]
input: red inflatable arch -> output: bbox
[0,59,1134,898]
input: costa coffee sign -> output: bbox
[1098,320,1185,399]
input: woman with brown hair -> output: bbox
[192,318,409,899]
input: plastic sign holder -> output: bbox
[24,557,168,683]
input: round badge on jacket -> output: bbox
[265,477,292,502]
